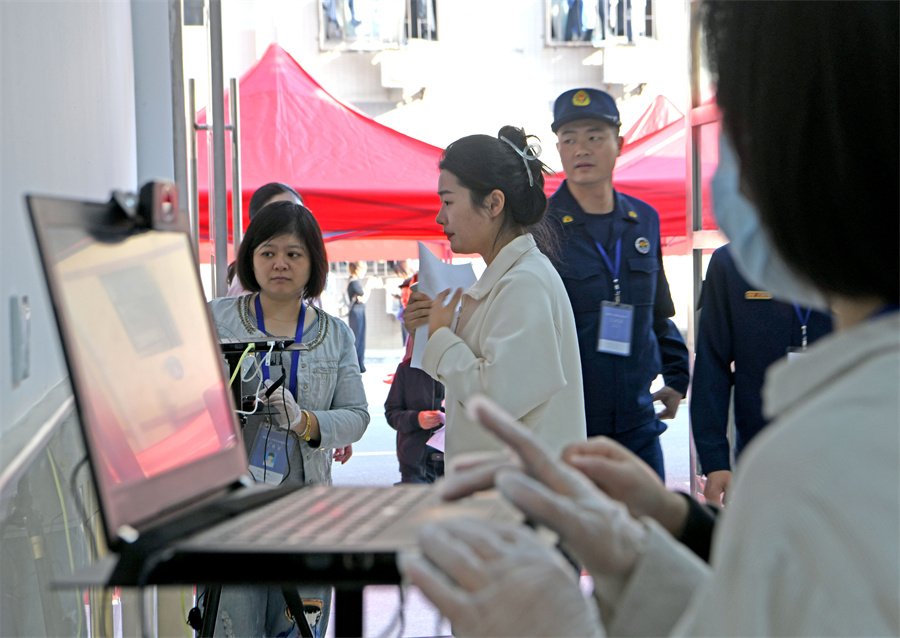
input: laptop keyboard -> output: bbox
[199,486,435,549]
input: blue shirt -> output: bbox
[548,181,690,436]
[690,245,833,473]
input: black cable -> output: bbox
[279,381,292,485]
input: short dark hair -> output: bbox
[248,182,303,219]
[703,1,899,303]
[236,201,328,299]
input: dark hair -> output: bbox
[440,126,559,259]
[236,201,328,299]
[440,126,550,226]
[703,1,899,303]
[248,182,303,219]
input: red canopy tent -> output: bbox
[197,45,715,259]
[196,44,446,254]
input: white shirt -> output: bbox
[609,312,900,637]
[421,234,586,468]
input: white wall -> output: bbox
[0,1,138,453]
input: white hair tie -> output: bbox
[499,135,542,187]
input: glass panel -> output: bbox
[320,0,437,51]
[547,0,654,46]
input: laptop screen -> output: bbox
[27,194,249,547]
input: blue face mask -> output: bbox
[711,134,829,311]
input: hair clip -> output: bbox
[499,136,541,187]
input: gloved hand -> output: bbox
[400,520,604,638]
[260,379,301,431]
[562,436,690,536]
[455,396,650,581]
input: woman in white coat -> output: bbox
[404,125,586,470]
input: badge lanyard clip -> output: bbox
[255,294,306,398]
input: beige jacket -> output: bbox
[422,234,586,469]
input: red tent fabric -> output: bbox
[198,46,715,249]
[197,44,445,241]
[622,95,684,145]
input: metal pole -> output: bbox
[167,0,190,226]
[686,0,702,500]
[229,77,243,257]
[188,78,200,251]
[208,0,228,298]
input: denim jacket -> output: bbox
[209,295,369,485]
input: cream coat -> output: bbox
[422,234,586,468]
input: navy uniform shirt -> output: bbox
[548,181,690,437]
[690,244,833,474]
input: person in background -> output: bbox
[384,335,445,483]
[346,261,377,372]
[226,184,354,465]
[226,182,303,297]
[209,201,369,637]
[402,3,899,636]
[691,243,832,505]
[547,86,689,480]
[402,125,586,470]
[386,259,414,346]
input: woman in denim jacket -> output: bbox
[207,201,369,637]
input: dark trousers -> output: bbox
[348,304,366,373]
[608,419,666,481]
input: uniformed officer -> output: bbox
[547,87,690,479]
[691,244,833,505]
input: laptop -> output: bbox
[26,185,520,591]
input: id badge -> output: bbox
[597,301,634,356]
[248,419,295,484]
[786,346,807,362]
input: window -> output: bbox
[320,0,437,51]
[547,0,655,46]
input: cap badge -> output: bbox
[562,215,574,223]
[572,90,591,107]
[635,237,650,254]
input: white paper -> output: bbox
[411,242,477,370]
[426,426,445,453]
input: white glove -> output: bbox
[260,379,301,431]
[460,396,650,590]
[400,520,604,638]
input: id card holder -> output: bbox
[248,418,295,485]
[786,346,807,362]
[597,301,634,356]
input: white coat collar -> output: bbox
[466,234,538,301]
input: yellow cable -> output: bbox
[228,343,255,387]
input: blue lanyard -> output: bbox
[254,294,306,398]
[594,239,622,303]
[793,303,813,349]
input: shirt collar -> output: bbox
[466,234,538,301]
[555,181,641,226]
